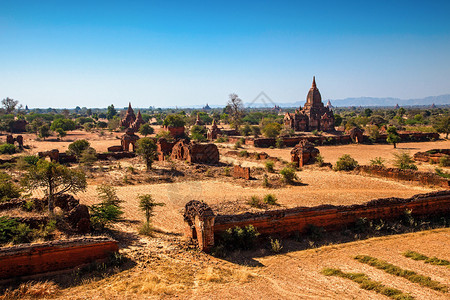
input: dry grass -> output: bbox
[0,281,60,300]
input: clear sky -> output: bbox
[1,0,450,108]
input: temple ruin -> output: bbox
[291,139,320,167]
[284,77,335,132]
[119,103,144,131]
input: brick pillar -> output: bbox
[195,215,215,252]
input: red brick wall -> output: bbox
[0,237,118,279]
[213,191,450,238]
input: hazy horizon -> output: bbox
[1,1,450,109]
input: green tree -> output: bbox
[89,185,123,230]
[38,124,51,140]
[262,122,282,138]
[136,137,157,170]
[386,126,401,148]
[163,114,185,127]
[139,123,154,136]
[138,194,165,223]
[50,118,76,131]
[106,104,117,120]
[22,160,87,213]
[190,125,207,141]
[68,139,90,157]
[55,128,67,138]
[393,152,417,170]
[433,115,450,138]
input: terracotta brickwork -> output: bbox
[232,165,251,180]
[291,140,320,167]
[0,237,118,279]
[413,149,450,163]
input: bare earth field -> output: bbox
[2,131,449,299]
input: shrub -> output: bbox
[215,136,228,143]
[223,166,230,176]
[139,124,154,136]
[270,238,283,253]
[68,139,90,157]
[221,225,260,250]
[262,174,270,188]
[0,217,19,244]
[315,154,324,167]
[234,140,242,149]
[238,150,249,157]
[90,203,123,230]
[263,194,277,205]
[439,155,450,167]
[23,155,39,166]
[190,125,207,141]
[435,168,450,179]
[262,122,281,138]
[13,223,33,244]
[139,222,153,236]
[265,161,274,173]
[80,147,97,166]
[50,118,76,131]
[240,124,252,136]
[392,152,417,170]
[370,157,385,167]
[311,129,318,136]
[0,143,16,154]
[280,167,298,184]
[334,154,358,171]
[0,172,21,202]
[248,196,264,208]
[275,137,284,149]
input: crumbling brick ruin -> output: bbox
[233,165,251,180]
[291,139,320,167]
[165,126,186,138]
[121,128,140,152]
[207,119,221,140]
[6,134,24,148]
[183,200,215,251]
[347,127,364,143]
[170,140,219,164]
[38,149,77,163]
[184,191,450,252]
[119,102,144,131]
[156,138,176,161]
[413,149,450,163]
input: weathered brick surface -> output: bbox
[355,165,450,187]
[233,165,250,180]
[413,149,450,163]
[0,237,118,279]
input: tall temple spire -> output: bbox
[312,76,316,89]
[127,102,133,113]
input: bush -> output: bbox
[190,125,207,141]
[215,136,228,143]
[0,217,33,245]
[221,225,260,250]
[0,143,16,154]
[90,203,123,230]
[223,166,230,176]
[439,155,450,167]
[370,157,385,167]
[270,238,283,253]
[315,154,324,167]
[248,196,264,208]
[280,167,298,184]
[334,154,358,171]
[139,222,154,236]
[262,123,281,138]
[265,161,274,173]
[23,155,39,166]
[392,152,417,170]
[234,140,242,149]
[139,124,154,136]
[240,124,252,136]
[80,147,97,166]
[68,139,90,157]
[0,172,21,202]
[262,174,270,188]
[50,118,76,131]
[263,194,277,205]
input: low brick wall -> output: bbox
[233,165,251,180]
[184,191,450,251]
[355,165,450,188]
[0,237,118,279]
[213,191,450,237]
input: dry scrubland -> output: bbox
[2,131,450,299]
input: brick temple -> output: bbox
[284,77,335,132]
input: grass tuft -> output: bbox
[355,255,448,293]
[321,268,414,300]
[403,250,450,267]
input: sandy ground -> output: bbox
[248,139,450,171]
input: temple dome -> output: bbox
[306,76,322,107]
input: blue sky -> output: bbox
[1,0,449,108]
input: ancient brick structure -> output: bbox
[184,191,450,251]
[183,200,215,251]
[354,165,450,188]
[38,149,77,163]
[207,119,221,140]
[0,237,118,280]
[347,127,364,143]
[165,126,186,138]
[6,135,14,144]
[413,149,450,163]
[6,134,24,148]
[119,103,136,128]
[284,77,334,132]
[291,140,320,167]
[232,165,251,179]
[120,128,140,152]
[156,138,176,161]
[107,145,124,152]
[170,140,219,164]
[194,113,203,125]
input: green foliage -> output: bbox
[321,268,414,300]
[215,136,228,143]
[38,124,51,139]
[106,104,117,120]
[223,166,230,176]
[80,147,97,165]
[439,155,450,167]
[392,152,417,170]
[386,126,401,148]
[0,143,16,154]
[50,118,76,131]
[221,225,260,251]
[355,255,448,293]
[262,174,270,188]
[22,160,87,213]
[68,139,90,157]
[139,222,154,236]
[280,167,298,184]
[434,168,450,179]
[262,122,281,138]
[136,137,157,170]
[275,137,284,148]
[90,203,123,230]
[315,154,324,167]
[240,124,252,136]
[55,127,67,138]
[248,196,264,208]
[251,125,261,137]
[0,172,20,202]
[234,140,242,149]
[138,194,165,223]
[163,114,185,127]
[270,238,283,253]
[138,123,154,136]
[263,194,278,205]
[334,154,358,171]
[370,157,385,167]
[96,184,122,206]
[403,250,450,267]
[265,160,274,173]
[0,217,19,244]
[432,115,450,138]
[190,125,207,141]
